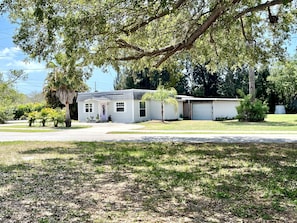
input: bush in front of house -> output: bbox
[27,108,65,127]
[236,94,268,122]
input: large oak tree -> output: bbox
[1,0,296,70]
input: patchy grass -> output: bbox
[0,142,296,222]
[0,123,90,133]
[139,114,297,132]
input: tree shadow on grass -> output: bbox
[1,142,296,222]
[0,157,95,222]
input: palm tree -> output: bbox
[44,53,91,127]
[142,85,178,122]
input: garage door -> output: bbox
[192,102,213,120]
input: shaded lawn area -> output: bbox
[0,142,296,222]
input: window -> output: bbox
[85,103,93,113]
[116,102,125,112]
[139,101,146,117]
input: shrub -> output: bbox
[0,107,14,123]
[13,103,46,120]
[215,116,236,121]
[236,94,268,122]
[0,109,6,124]
[286,99,297,114]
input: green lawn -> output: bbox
[0,141,296,222]
[138,114,297,132]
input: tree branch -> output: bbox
[240,17,249,42]
[115,39,145,52]
[117,1,234,67]
[235,0,292,19]
[123,0,187,34]
[116,0,291,67]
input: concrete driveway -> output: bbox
[1,122,297,143]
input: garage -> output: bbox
[192,102,213,120]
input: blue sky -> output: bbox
[0,15,116,95]
[0,14,296,95]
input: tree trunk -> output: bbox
[65,102,71,127]
[161,102,164,122]
[248,65,256,101]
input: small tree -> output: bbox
[44,53,90,127]
[49,108,66,127]
[38,108,53,127]
[27,111,38,127]
[142,86,178,122]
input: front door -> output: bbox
[99,103,107,122]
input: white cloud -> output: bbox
[0,47,22,59]
[0,46,46,73]
[7,60,46,72]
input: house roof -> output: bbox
[177,96,241,102]
[77,89,154,102]
[77,89,240,102]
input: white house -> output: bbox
[77,89,183,123]
[77,89,240,123]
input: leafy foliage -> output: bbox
[43,53,90,127]
[0,109,7,124]
[186,63,222,97]
[114,67,187,94]
[0,71,27,122]
[13,103,46,120]
[236,93,269,122]
[26,107,66,127]
[269,56,297,113]
[1,0,296,70]
[142,86,178,122]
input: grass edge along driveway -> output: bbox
[0,141,296,222]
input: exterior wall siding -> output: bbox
[133,100,151,123]
[109,99,134,123]
[213,101,239,119]
[78,100,99,122]
[148,101,179,120]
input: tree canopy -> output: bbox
[269,55,297,112]
[0,70,27,123]
[0,70,26,107]
[1,0,296,70]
